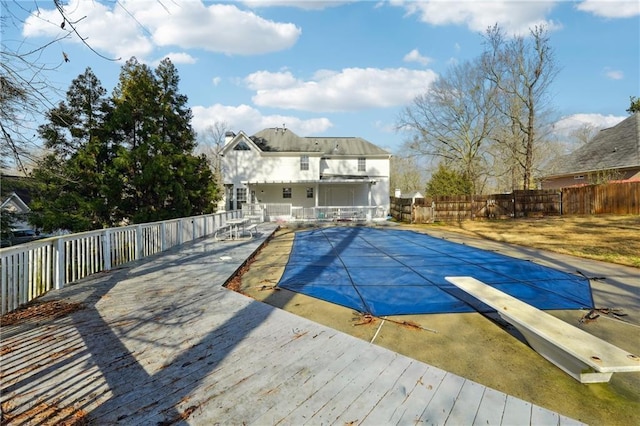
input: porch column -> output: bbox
[368,182,372,206]
[315,183,319,207]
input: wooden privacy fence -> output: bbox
[563,182,640,215]
[391,182,639,223]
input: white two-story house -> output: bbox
[220,127,391,221]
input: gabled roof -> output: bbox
[551,113,640,176]
[1,192,31,213]
[246,128,390,156]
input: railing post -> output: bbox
[192,218,196,242]
[55,238,65,290]
[136,225,143,260]
[177,220,183,245]
[161,222,166,251]
[102,229,112,271]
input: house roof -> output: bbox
[549,113,640,177]
[249,128,390,157]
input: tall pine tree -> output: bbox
[31,68,117,231]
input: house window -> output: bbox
[233,141,250,151]
[358,157,366,172]
[283,187,292,199]
[574,175,585,180]
[306,187,314,198]
[236,187,247,205]
[300,155,309,171]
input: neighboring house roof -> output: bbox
[547,113,640,177]
[1,192,31,214]
[399,190,424,199]
[232,128,390,157]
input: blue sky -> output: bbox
[4,0,639,154]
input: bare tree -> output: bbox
[197,121,230,197]
[482,24,559,190]
[389,154,427,195]
[1,0,121,174]
[397,57,498,194]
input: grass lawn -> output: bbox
[425,214,640,268]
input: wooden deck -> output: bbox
[1,224,584,425]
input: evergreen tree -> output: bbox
[426,163,473,197]
[112,57,216,223]
[30,68,116,232]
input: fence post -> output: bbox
[102,229,111,271]
[177,220,183,245]
[54,238,65,290]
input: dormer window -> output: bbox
[233,141,250,151]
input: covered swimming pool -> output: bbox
[277,227,594,316]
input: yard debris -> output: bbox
[579,309,600,324]
[0,300,85,326]
[579,308,628,324]
[351,312,375,326]
[576,270,607,281]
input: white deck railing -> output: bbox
[0,211,241,315]
[245,203,387,222]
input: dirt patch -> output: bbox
[0,300,85,327]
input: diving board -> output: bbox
[445,276,640,383]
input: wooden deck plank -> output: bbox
[418,372,466,424]
[358,360,431,425]
[282,344,390,424]
[333,352,413,422]
[531,404,561,425]
[502,395,533,425]
[242,333,363,424]
[0,226,586,426]
[394,365,448,425]
[445,379,486,425]
[473,387,508,426]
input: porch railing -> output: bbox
[0,211,241,315]
[244,203,387,222]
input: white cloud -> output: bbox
[191,104,333,137]
[576,1,640,19]
[23,0,154,60]
[143,2,301,55]
[212,77,222,86]
[152,52,198,67]
[403,49,433,65]
[22,0,301,62]
[553,113,626,137]
[392,0,561,35]
[604,68,624,80]
[247,67,438,112]
[242,1,352,10]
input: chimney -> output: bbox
[224,131,235,145]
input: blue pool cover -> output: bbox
[277,227,594,316]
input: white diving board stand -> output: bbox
[445,276,640,384]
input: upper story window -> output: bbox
[283,187,292,199]
[358,157,366,172]
[300,155,309,171]
[233,141,251,151]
